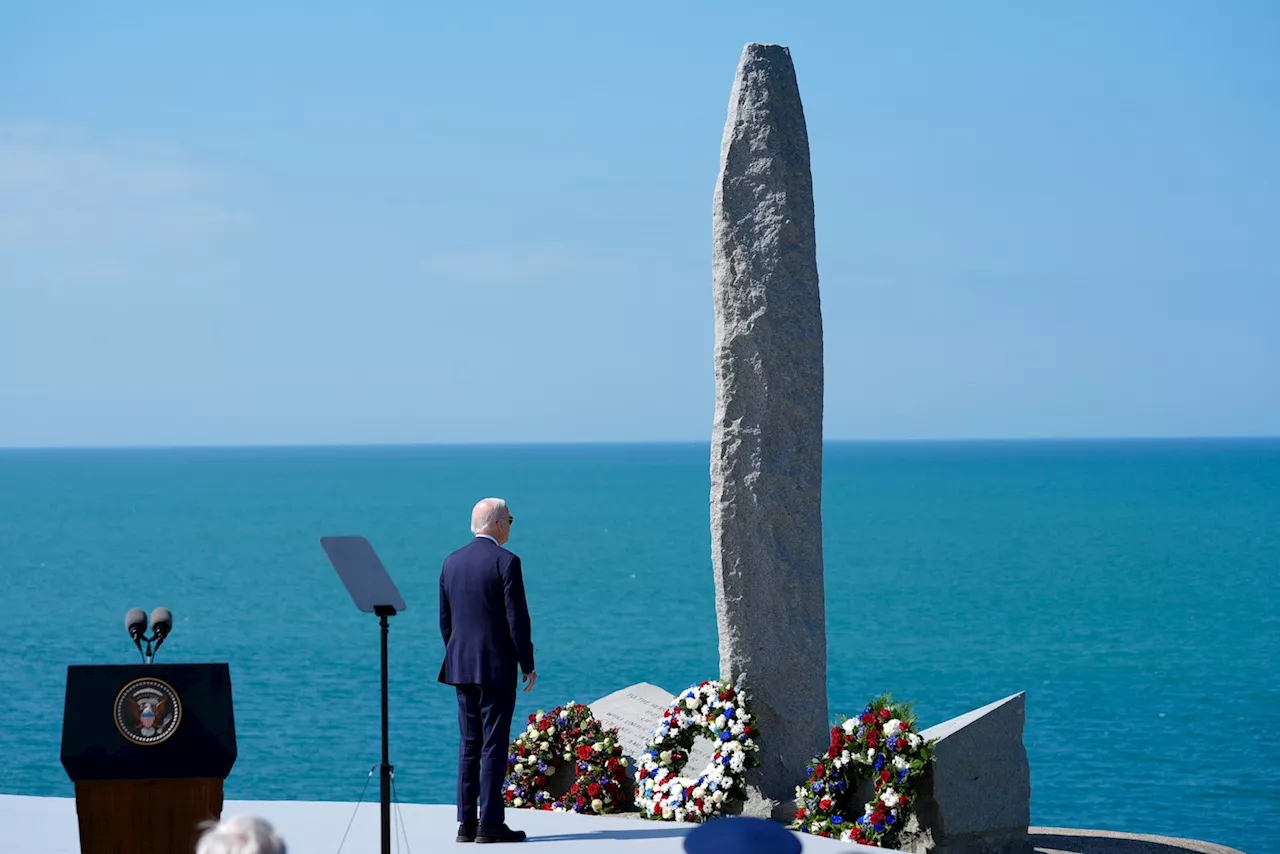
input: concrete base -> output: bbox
[0,796,1245,854]
[0,794,865,853]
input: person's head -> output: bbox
[195,815,286,854]
[471,497,514,545]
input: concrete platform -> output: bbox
[0,795,1245,854]
[0,794,863,853]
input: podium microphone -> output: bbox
[149,607,172,657]
[124,606,173,664]
[125,608,148,656]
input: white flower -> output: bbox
[619,757,628,767]
[592,742,604,752]
[565,701,577,708]
[514,763,525,774]
[841,750,851,763]
[908,733,922,748]
[841,830,854,842]
[712,791,724,803]
[884,719,901,737]
[867,748,876,761]
[513,797,524,807]
[881,789,900,807]
[685,698,698,710]
[842,719,858,734]
[591,798,603,811]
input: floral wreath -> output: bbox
[792,695,935,847]
[634,678,759,822]
[503,701,631,814]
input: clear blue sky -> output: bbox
[1,1,1277,446]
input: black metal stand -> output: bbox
[376,605,395,854]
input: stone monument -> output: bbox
[710,42,828,810]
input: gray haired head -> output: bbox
[196,815,286,854]
[470,497,510,536]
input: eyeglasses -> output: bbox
[507,516,515,525]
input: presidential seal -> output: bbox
[114,677,181,745]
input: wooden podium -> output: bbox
[60,663,237,854]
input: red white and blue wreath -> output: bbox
[634,678,760,822]
[503,701,631,815]
[792,695,935,847]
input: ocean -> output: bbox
[0,440,1275,853]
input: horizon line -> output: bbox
[1,434,1277,452]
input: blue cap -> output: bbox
[683,816,802,854]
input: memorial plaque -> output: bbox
[589,683,719,779]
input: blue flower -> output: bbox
[863,705,873,715]
[888,737,898,750]
[857,726,866,739]
[858,816,868,826]
[724,708,735,719]
[723,756,732,766]
[720,730,731,741]
[899,769,909,783]
[874,756,884,771]
[874,823,885,833]
[811,783,822,793]
[832,816,844,825]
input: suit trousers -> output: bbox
[454,681,518,826]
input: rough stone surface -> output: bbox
[898,693,1033,854]
[588,683,718,801]
[710,41,828,806]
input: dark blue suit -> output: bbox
[438,536,536,826]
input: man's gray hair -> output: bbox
[471,497,509,534]
[196,814,286,854]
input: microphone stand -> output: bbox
[133,631,167,664]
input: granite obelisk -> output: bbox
[710,42,827,809]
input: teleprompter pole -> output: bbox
[376,605,395,854]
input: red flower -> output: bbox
[587,783,601,797]
[795,809,807,820]
[576,745,593,760]
[830,726,842,742]
[866,732,879,748]
[576,796,586,807]
[861,713,875,726]
[534,775,546,787]
[827,745,840,759]
[694,798,705,810]
[517,744,528,757]
[639,768,650,780]
[818,798,832,811]
[899,795,911,807]
[528,714,536,724]
[879,709,892,721]
[871,809,885,824]
[719,688,736,701]
[880,769,892,783]
[571,783,580,794]
[538,719,550,731]
[504,790,515,802]
[606,757,619,770]
[743,725,756,736]
[813,765,825,779]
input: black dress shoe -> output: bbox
[475,823,526,844]
[456,822,478,843]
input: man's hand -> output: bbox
[522,671,538,693]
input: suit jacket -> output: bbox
[437,536,536,686]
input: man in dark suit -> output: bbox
[438,497,537,844]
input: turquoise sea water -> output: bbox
[0,440,1276,852]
